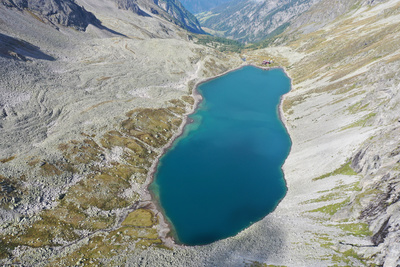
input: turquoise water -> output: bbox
[150,66,291,245]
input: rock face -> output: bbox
[2,0,204,34]
[2,0,98,30]
[153,0,205,33]
[249,0,400,265]
[281,0,388,37]
[114,0,148,16]
[197,0,321,43]
[111,0,204,33]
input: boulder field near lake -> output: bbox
[1,0,400,266]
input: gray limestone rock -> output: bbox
[3,0,98,30]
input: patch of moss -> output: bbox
[181,95,195,105]
[121,209,156,227]
[3,104,184,259]
[11,215,80,248]
[121,108,181,148]
[312,233,334,249]
[59,138,103,165]
[0,156,15,163]
[135,238,163,249]
[39,162,62,177]
[27,157,41,167]
[347,102,369,114]
[67,172,131,211]
[335,223,372,237]
[309,198,350,216]
[168,99,185,108]
[302,191,345,204]
[282,94,306,113]
[0,239,17,259]
[167,106,186,115]
[341,113,376,130]
[331,248,367,266]
[313,161,357,181]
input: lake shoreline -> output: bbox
[144,63,292,248]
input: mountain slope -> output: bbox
[153,0,205,33]
[198,0,320,43]
[179,0,232,14]
[3,0,98,30]
[0,0,240,265]
[243,0,400,265]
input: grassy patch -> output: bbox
[122,209,156,227]
[193,34,244,53]
[2,104,186,260]
[0,156,15,163]
[312,233,334,249]
[39,162,62,176]
[313,161,357,181]
[168,99,186,108]
[309,198,350,216]
[282,94,306,113]
[341,113,376,130]
[122,108,182,148]
[181,95,195,105]
[302,191,345,204]
[331,249,367,266]
[335,223,372,237]
[0,239,17,259]
[346,102,369,114]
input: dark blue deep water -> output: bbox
[150,66,291,245]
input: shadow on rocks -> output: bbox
[0,33,55,61]
[204,216,286,266]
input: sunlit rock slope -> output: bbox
[197,0,321,43]
[0,0,241,265]
[243,0,400,265]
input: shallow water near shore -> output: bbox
[150,66,291,245]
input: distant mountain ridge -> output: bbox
[153,0,205,33]
[179,0,233,14]
[2,0,204,34]
[197,0,321,43]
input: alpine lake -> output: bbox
[150,66,291,245]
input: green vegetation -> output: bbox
[302,191,345,204]
[195,12,219,24]
[346,102,369,114]
[193,34,244,53]
[0,156,15,163]
[248,22,291,50]
[335,223,372,237]
[0,100,193,262]
[181,95,195,105]
[122,209,156,227]
[282,94,307,113]
[331,249,367,266]
[341,113,376,131]
[313,161,357,181]
[309,198,350,216]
